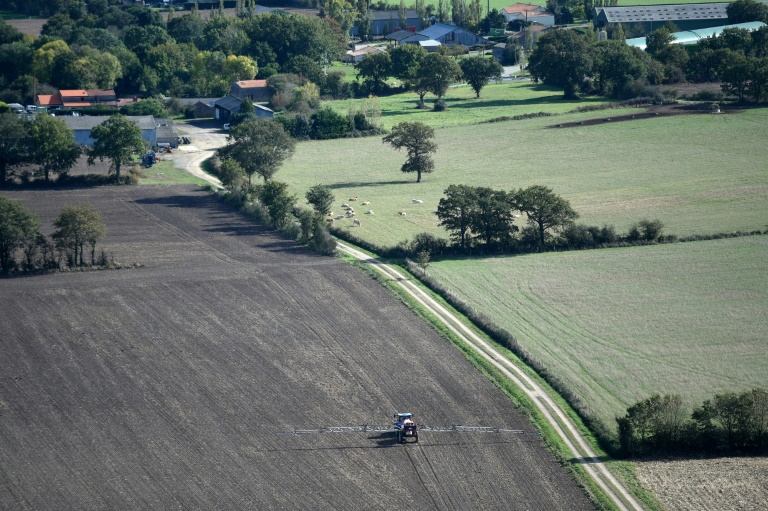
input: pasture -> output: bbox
[0,185,592,510]
[281,101,768,245]
[427,235,768,427]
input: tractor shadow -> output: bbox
[368,431,400,448]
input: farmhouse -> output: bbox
[502,3,555,26]
[214,96,273,121]
[36,89,138,111]
[62,115,158,147]
[350,9,422,37]
[229,79,270,102]
[343,45,386,63]
[401,23,489,47]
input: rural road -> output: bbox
[335,241,645,511]
[173,120,225,188]
[178,132,644,510]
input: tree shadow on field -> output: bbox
[567,455,613,464]
[134,194,226,210]
[327,180,411,190]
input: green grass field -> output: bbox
[282,94,768,245]
[427,236,768,427]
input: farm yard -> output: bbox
[0,185,593,510]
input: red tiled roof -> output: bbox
[59,90,88,97]
[234,79,267,89]
[37,95,63,106]
[63,102,93,107]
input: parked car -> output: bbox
[223,123,230,131]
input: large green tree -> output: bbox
[459,55,503,98]
[305,184,335,216]
[416,52,463,107]
[52,203,107,266]
[0,113,31,186]
[437,184,477,250]
[528,29,593,99]
[30,114,80,183]
[469,187,516,249]
[390,44,427,90]
[218,119,296,186]
[382,121,437,183]
[87,115,147,182]
[515,185,579,251]
[355,50,392,94]
[0,197,40,273]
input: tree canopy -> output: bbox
[87,114,147,182]
[515,185,579,251]
[459,55,503,98]
[52,203,107,267]
[528,29,593,99]
[218,119,296,186]
[382,121,437,183]
[30,114,80,183]
[0,197,40,273]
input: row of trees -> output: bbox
[356,44,503,105]
[529,21,768,101]
[436,184,580,252]
[0,197,107,273]
[0,112,147,186]
[617,389,768,456]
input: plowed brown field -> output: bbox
[0,186,593,510]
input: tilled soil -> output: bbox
[636,457,768,511]
[0,185,593,510]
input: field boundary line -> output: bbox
[337,241,644,511]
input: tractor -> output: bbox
[394,412,418,443]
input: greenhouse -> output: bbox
[626,21,766,50]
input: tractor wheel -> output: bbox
[398,431,403,443]
[414,433,419,443]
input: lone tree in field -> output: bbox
[459,55,503,98]
[515,185,578,251]
[305,184,335,215]
[30,114,80,183]
[0,197,40,273]
[87,115,147,182]
[218,118,296,186]
[382,121,437,183]
[415,52,462,108]
[52,203,107,266]
[0,113,31,186]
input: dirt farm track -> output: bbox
[0,186,592,510]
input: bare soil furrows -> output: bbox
[0,186,592,510]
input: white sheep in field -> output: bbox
[353,218,361,227]
[361,201,371,206]
[365,209,374,215]
[346,212,355,218]
[412,199,424,204]
[346,207,354,213]
[334,215,344,220]
[327,211,334,217]
[398,211,407,216]
[349,197,358,201]
[342,203,350,208]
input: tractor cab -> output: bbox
[394,412,418,443]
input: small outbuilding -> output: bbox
[229,80,270,102]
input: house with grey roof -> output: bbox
[402,23,489,47]
[591,2,768,32]
[214,96,273,122]
[62,115,157,147]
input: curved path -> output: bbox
[336,241,645,511]
[179,140,644,510]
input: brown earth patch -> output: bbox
[636,457,768,511]
[0,185,593,510]
[548,103,740,129]
[4,18,46,36]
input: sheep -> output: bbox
[341,203,350,208]
[346,207,354,213]
[412,199,424,204]
[353,218,361,227]
[327,211,334,217]
[325,218,334,225]
[361,201,371,206]
[365,209,374,215]
[398,211,407,216]
[346,212,355,218]
[349,197,358,201]
[334,215,344,220]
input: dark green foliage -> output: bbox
[515,185,579,251]
[382,121,437,183]
[727,0,768,23]
[311,107,349,140]
[355,51,392,94]
[87,114,147,182]
[305,184,334,216]
[256,180,296,227]
[627,218,664,241]
[120,97,168,117]
[52,202,107,267]
[0,197,41,273]
[459,55,503,98]
[619,388,768,456]
[218,118,296,185]
[0,113,32,186]
[30,114,80,183]
[528,29,593,99]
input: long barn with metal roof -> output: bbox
[593,2,768,32]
